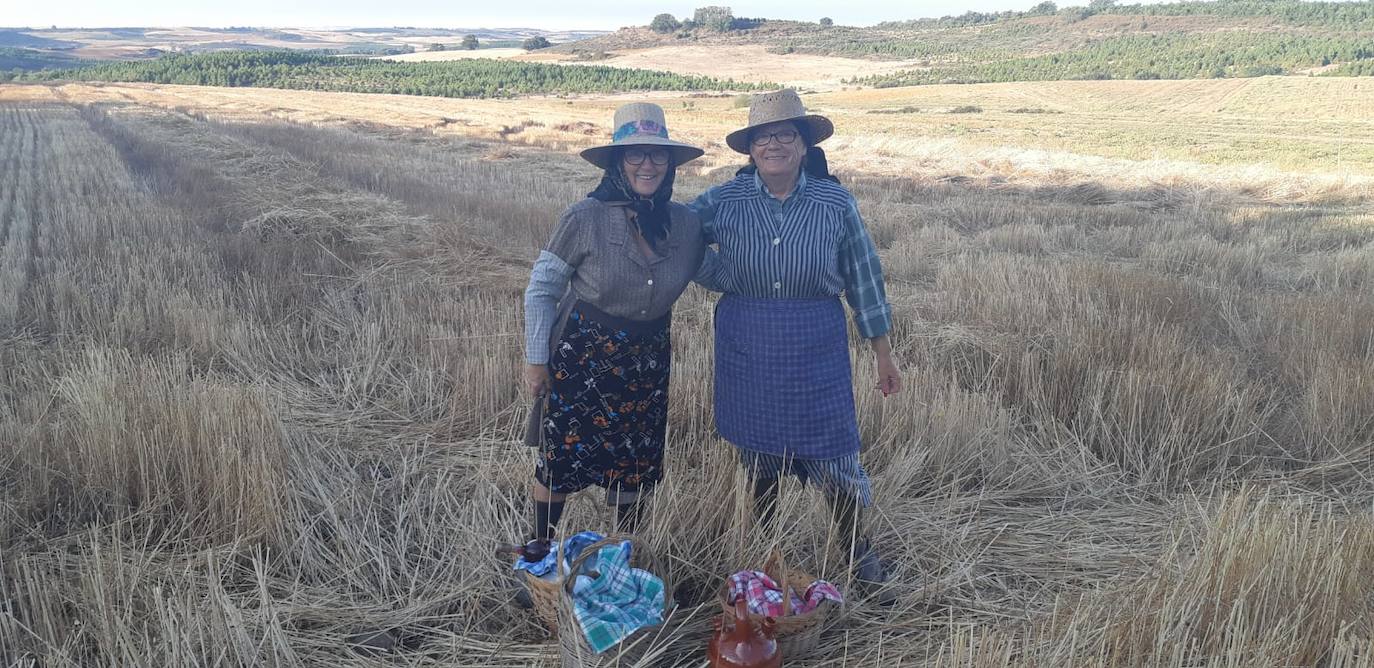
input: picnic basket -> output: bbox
[556,533,675,667]
[718,549,835,659]
[525,560,563,633]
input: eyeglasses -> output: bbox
[751,129,799,147]
[624,148,671,166]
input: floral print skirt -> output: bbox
[534,302,671,496]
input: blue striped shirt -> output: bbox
[691,172,893,339]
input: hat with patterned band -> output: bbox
[725,88,834,154]
[580,103,705,170]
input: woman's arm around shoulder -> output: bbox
[687,183,728,240]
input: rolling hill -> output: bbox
[3,1,1372,87]
[554,1,1374,84]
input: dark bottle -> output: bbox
[707,598,781,668]
[496,538,552,564]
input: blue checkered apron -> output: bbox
[713,294,861,459]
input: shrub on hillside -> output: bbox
[650,13,681,33]
[694,6,734,31]
[522,36,551,51]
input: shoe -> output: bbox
[851,538,897,606]
[508,569,535,609]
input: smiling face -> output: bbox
[748,121,806,182]
[621,146,670,197]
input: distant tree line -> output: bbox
[874,0,1374,30]
[852,32,1374,86]
[0,47,81,72]
[648,6,771,34]
[1325,59,1374,76]
[1096,0,1374,29]
[5,50,760,95]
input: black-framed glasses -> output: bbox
[624,148,671,166]
[751,129,799,147]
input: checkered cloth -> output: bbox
[571,541,665,653]
[714,294,861,459]
[511,531,604,578]
[727,570,843,617]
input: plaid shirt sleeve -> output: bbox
[838,197,893,339]
[523,250,574,365]
[688,184,723,243]
[690,185,728,292]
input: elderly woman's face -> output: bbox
[621,147,670,197]
[748,121,806,181]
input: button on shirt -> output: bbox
[692,172,893,339]
[523,198,705,364]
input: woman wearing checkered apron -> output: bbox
[693,89,903,598]
[522,104,706,545]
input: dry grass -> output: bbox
[0,77,1372,666]
[6,76,1373,193]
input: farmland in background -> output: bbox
[4,1,1374,90]
[0,71,1372,665]
[7,51,761,98]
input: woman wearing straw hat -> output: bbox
[521,103,705,546]
[693,89,902,597]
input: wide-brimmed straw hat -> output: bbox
[725,88,834,154]
[579,103,704,170]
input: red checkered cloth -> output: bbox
[726,570,843,617]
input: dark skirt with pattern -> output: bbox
[535,302,671,495]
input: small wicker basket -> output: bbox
[556,534,675,668]
[718,550,835,659]
[524,567,563,633]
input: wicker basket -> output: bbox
[508,538,569,635]
[718,550,835,659]
[556,534,675,668]
[525,568,563,633]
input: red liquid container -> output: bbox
[707,598,781,667]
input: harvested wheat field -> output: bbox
[1,78,1373,667]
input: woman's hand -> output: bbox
[524,364,551,397]
[876,353,903,397]
[869,336,903,397]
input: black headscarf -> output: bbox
[587,148,676,250]
[734,121,841,184]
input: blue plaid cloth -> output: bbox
[714,294,861,459]
[690,171,893,339]
[511,531,604,577]
[571,541,665,653]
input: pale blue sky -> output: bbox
[8,1,1072,31]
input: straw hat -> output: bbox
[725,88,834,154]
[580,103,704,170]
